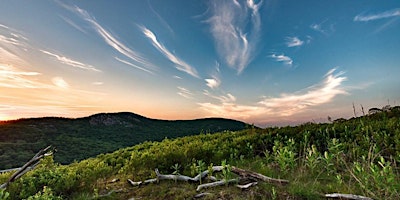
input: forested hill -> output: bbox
[0,112,247,169]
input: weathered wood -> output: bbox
[236,182,258,189]
[194,192,212,198]
[127,178,157,186]
[231,166,289,185]
[196,179,238,191]
[0,146,52,189]
[325,193,373,200]
[155,168,195,182]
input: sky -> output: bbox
[0,0,399,126]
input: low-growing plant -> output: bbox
[0,189,9,200]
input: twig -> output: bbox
[325,193,373,200]
[236,182,258,189]
[194,192,212,198]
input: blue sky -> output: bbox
[0,0,399,126]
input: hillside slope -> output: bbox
[1,110,399,199]
[0,112,247,169]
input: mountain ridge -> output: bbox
[0,112,247,169]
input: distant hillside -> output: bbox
[0,112,247,169]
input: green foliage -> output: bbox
[0,189,9,200]
[26,186,62,200]
[273,138,297,172]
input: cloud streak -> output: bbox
[141,26,200,78]
[40,50,101,72]
[354,8,400,22]
[270,53,293,65]
[207,0,262,74]
[199,68,347,121]
[0,64,42,88]
[177,86,194,99]
[63,4,156,73]
[286,37,304,47]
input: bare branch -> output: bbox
[0,146,52,189]
[196,179,238,191]
[325,193,373,200]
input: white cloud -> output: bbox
[206,0,262,74]
[177,86,194,99]
[354,8,400,22]
[199,68,347,120]
[205,76,221,89]
[173,75,182,79]
[40,50,101,72]
[286,37,304,47]
[52,77,70,89]
[270,53,293,65]
[258,68,347,116]
[140,26,200,78]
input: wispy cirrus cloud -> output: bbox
[62,4,156,74]
[0,24,28,47]
[40,50,101,72]
[286,37,304,47]
[270,53,293,66]
[115,57,154,74]
[140,26,200,78]
[177,86,194,99]
[310,20,335,35]
[205,62,221,89]
[0,64,41,88]
[258,68,347,116]
[199,68,347,121]
[206,0,262,74]
[354,8,400,22]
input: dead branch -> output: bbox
[196,179,238,191]
[128,165,287,192]
[231,166,289,185]
[0,146,52,189]
[155,168,195,182]
[127,178,157,186]
[194,192,212,198]
[325,193,373,200]
[236,182,258,189]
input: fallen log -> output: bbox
[325,193,373,200]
